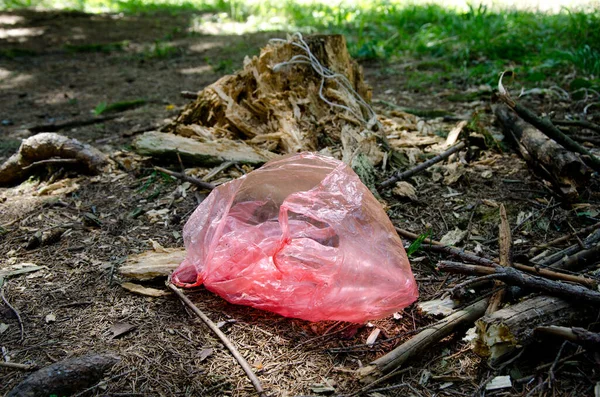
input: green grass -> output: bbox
[2,0,599,89]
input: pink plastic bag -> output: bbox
[172,153,418,322]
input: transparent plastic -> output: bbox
[172,152,418,322]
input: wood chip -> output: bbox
[121,282,171,297]
[119,248,186,280]
[110,322,137,339]
[485,375,512,390]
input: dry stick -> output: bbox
[358,298,489,376]
[0,361,36,371]
[395,227,597,289]
[551,119,600,133]
[154,166,215,191]
[539,228,600,268]
[486,204,512,315]
[549,242,600,271]
[498,94,600,170]
[0,278,24,342]
[437,261,600,305]
[529,222,600,256]
[379,141,466,188]
[167,283,267,397]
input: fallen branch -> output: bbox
[548,241,600,271]
[537,228,600,268]
[497,90,600,171]
[357,298,488,377]
[180,90,199,99]
[394,227,597,289]
[379,141,466,189]
[494,104,591,197]
[154,166,215,191]
[437,261,600,305]
[167,282,267,397]
[0,133,108,185]
[6,354,120,397]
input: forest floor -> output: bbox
[1,8,600,397]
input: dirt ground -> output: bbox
[1,9,600,397]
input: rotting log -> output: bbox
[133,131,278,166]
[165,34,385,171]
[6,354,120,397]
[494,104,591,198]
[119,247,186,280]
[357,298,489,380]
[0,133,108,185]
[474,295,594,363]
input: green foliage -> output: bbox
[406,229,431,257]
[3,0,599,86]
[93,99,146,115]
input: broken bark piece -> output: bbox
[474,295,593,362]
[166,34,384,168]
[133,131,277,166]
[6,354,120,397]
[357,298,488,378]
[119,247,185,280]
[0,133,108,185]
[494,104,591,198]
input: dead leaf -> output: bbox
[482,199,499,208]
[392,181,417,201]
[440,228,467,246]
[110,322,137,339]
[486,375,512,391]
[198,348,213,362]
[418,297,456,316]
[121,282,171,297]
[45,313,56,323]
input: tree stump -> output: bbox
[165,34,384,170]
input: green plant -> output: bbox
[406,229,431,257]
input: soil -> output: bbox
[1,9,599,397]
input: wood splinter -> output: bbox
[167,282,267,397]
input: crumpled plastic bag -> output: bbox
[172,152,418,322]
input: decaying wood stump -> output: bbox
[165,34,385,169]
[0,133,108,185]
[494,104,591,198]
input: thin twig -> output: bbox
[0,361,36,370]
[154,166,215,191]
[548,341,569,387]
[27,114,119,133]
[0,277,24,342]
[21,158,80,171]
[379,141,466,188]
[167,282,267,397]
